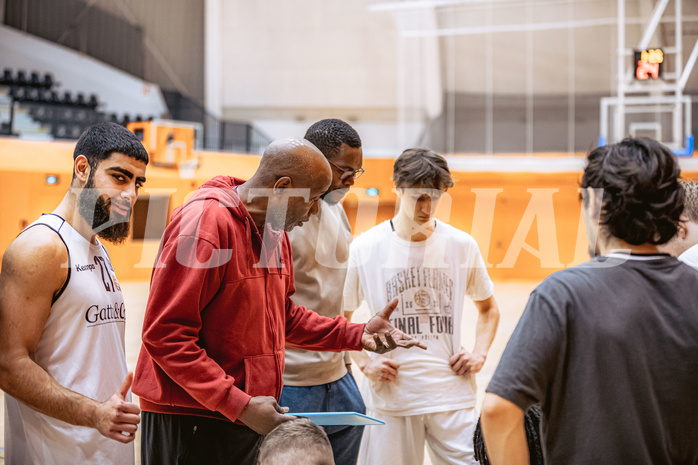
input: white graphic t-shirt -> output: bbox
[4,214,133,465]
[344,220,493,416]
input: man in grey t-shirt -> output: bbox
[280,119,365,465]
[481,138,698,464]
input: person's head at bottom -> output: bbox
[257,419,335,465]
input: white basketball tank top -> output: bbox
[4,214,134,465]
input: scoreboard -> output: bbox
[634,49,664,80]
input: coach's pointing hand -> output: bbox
[362,298,428,354]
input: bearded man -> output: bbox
[0,122,148,465]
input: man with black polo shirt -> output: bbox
[482,138,698,464]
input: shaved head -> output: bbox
[257,138,332,192]
[243,138,332,231]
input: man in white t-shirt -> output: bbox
[659,180,698,269]
[280,119,366,465]
[344,148,500,465]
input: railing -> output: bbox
[0,76,271,153]
[162,91,272,154]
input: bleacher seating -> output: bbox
[0,69,13,86]
[0,68,154,139]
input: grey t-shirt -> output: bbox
[487,253,698,464]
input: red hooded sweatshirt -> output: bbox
[133,176,364,422]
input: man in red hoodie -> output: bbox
[133,138,425,465]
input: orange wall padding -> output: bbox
[1,137,696,281]
[350,166,597,280]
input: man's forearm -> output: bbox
[0,355,98,428]
[285,304,364,351]
[473,305,500,357]
[481,393,529,465]
[349,350,372,372]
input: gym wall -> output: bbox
[2,138,696,281]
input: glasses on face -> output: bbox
[328,160,365,181]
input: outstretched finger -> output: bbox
[118,372,134,399]
[379,333,393,350]
[375,298,399,320]
[397,338,428,350]
[373,334,386,353]
[384,332,398,350]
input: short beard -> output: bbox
[78,175,131,244]
[264,204,288,232]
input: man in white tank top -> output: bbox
[0,122,148,465]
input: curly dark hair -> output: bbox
[304,118,361,160]
[73,122,148,178]
[392,148,454,190]
[680,180,698,223]
[581,137,684,246]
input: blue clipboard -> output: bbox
[290,412,385,426]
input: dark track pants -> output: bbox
[141,411,263,465]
